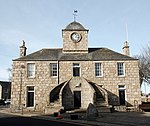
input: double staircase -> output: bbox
[86,80,110,112]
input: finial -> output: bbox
[73,10,78,22]
[124,41,128,47]
[126,24,128,42]
[20,40,25,47]
[22,40,25,46]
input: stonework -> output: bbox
[11,59,141,112]
[62,30,88,53]
[11,21,141,113]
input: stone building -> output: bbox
[0,81,11,100]
[11,21,141,113]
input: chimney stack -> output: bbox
[20,40,27,57]
[122,41,130,56]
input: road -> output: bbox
[0,112,92,126]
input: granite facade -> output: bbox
[11,60,141,112]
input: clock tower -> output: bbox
[62,21,89,53]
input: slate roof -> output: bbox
[63,21,88,31]
[14,48,137,61]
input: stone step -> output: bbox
[97,106,110,112]
[95,102,108,107]
[96,100,106,103]
[97,98,105,101]
[96,104,108,107]
[114,106,126,112]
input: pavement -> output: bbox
[0,107,150,126]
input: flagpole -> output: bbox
[73,10,78,22]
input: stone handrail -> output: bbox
[85,79,108,104]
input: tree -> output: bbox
[7,68,12,82]
[136,44,150,86]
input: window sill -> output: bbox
[95,76,103,78]
[118,75,125,77]
[50,76,58,78]
[27,76,35,79]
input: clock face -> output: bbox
[71,32,81,42]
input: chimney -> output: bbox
[122,41,130,56]
[20,40,27,57]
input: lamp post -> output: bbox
[144,81,147,102]
[19,65,25,113]
[7,68,12,100]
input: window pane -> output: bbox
[73,63,80,67]
[28,86,34,91]
[27,63,35,77]
[118,85,125,89]
[73,67,80,76]
[50,63,57,76]
[73,63,80,76]
[117,63,124,76]
[95,63,102,76]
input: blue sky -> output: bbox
[0,0,150,92]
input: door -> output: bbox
[74,91,81,108]
[27,86,34,107]
[119,90,125,105]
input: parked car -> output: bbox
[0,99,5,105]
[4,99,11,105]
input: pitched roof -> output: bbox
[14,48,137,61]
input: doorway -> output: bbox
[119,90,125,105]
[74,91,81,108]
[27,86,34,107]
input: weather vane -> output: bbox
[73,10,78,22]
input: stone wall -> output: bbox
[62,30,88,53]
[11,59,141,112]
[62,77,94,109]
[59,60,141,106]
[11,61,58,112]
